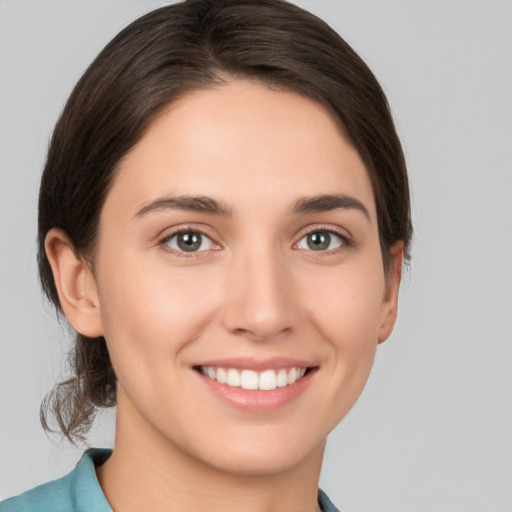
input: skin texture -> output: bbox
[46,80,403,512]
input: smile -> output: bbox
[197,366,308,391]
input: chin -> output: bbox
[185,426,326,477]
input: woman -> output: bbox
[1,0,411,510]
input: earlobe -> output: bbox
[45,228,104,338]
[378,241,404,344]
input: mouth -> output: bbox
[194,365,311,391]
[192,357,318,412]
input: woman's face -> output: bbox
[90,80,401,475]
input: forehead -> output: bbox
[107,80,376,220]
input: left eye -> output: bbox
[296,230,344,251]
[165,231,215,253]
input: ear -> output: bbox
[45,228,104,338]
[378,241,404,344]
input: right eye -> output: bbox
[163,231,216,253]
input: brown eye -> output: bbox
[165,231,213,253]
[297,230,344,251]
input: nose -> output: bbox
[221,245,297,341]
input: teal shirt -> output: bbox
[1,450,340,511]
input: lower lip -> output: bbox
[195,370,315,413]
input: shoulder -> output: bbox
[318,488,342,512]
[0,473,75,512]
[0,449,112,512]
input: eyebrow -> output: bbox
[134,193,370,221]
[291,194,370,220]
[134,195,233,218]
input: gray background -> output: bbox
[1,1,511,510]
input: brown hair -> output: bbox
[38,0,412,442]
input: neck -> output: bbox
[97,392,325,512]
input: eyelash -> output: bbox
[158,225,352,257]
[294,225,352,255]
[159,227,220,258]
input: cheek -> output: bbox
[303,264,385,418]
[301,260,386,345]
[96,256,223,371]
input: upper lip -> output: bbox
[192,356,318,371]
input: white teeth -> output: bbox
[259,370,277,390]
[226,368,240,387]
[276,369,288,388]
[199,366,308,390]
[217,367,227,384]
[288,367,298,385]
[240,370,259,390]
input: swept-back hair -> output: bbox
[38,0,411,442]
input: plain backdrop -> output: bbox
[1,1,511,511]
